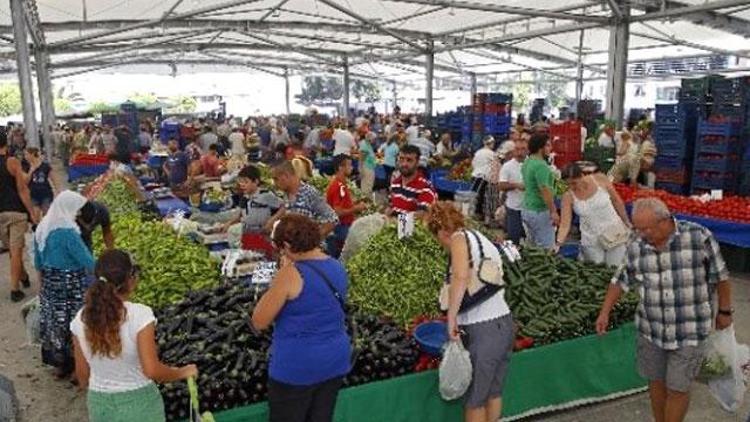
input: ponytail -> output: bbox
[82,249,134,358]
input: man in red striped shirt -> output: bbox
[388,145,436,218]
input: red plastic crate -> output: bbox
[554,151,582,169]
[550,121,582,140]
[552,137,582,154]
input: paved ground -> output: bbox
[0,161,748,421]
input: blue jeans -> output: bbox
[521,209,555,250]
[504,207,525,245]
[326,224,350,259]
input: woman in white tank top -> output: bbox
[426,202,513,422]
[556,164,632,267]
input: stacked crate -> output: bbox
[550,121,582,169]
[464,93,512,151]
[691,120,743,194]
[653,104,699,195]
[576,99,603,139]
[436,106,469,147]
[530,98,545,123]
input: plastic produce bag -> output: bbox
[226,223,243,249]
[439,340,473,401]
[188,377,215,422]
[21,296,40,346]
[701,326,750,412]
[340,214,387,263]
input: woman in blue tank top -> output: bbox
[252,214,351,422]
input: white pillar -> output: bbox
[342,56,350,119]
[605,3,629,129]
[575,30,585,109]
[10,0,39,147]
[392,81,397,111]
[425,39,434,120]
[35,48,56,157]
[284,67,290,115]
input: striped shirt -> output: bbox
[613,220,729,350]
[389,174,436,215]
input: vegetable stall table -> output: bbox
[182,324,645,422]
[154,195,191,217]
[68,163,109,182]
[68,153,111,182]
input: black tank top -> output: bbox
[0,154,27,214]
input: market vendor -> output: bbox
[268,160,338,238]
[596,197,733,422]
[163,139,190,200]
[199,144,227,179]
[387,145,436,218]
[222,165,283,258]
[77,200,115,251]
[326,155,368,258]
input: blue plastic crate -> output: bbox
[692,157,739,173]
[697,121,741,137]
[695,139,741,155]
[691,172,737,192]
[488,93,512,104]
[655,154,686,169]
[655,138,691,158]
[655,126,687,140]
[655,182,688,195]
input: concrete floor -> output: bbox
[0,161,748,421]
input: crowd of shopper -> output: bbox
[0,104,739,422]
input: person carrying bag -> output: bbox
[426,202,514,422]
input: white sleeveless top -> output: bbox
[456,230,511,326]
[572,183,627,247]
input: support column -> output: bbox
[469,72,477,102]
[283,67,290,115]
[391,81,397,112]
[605,3,630,129]
[575,29,585,109]
[35,48,55,157]
[342,55,350,120]
[10,0,39,147]
[425,39,434,121]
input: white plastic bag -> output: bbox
[20,296,40,346]
[702,325,750,412]
[439,340,473,401]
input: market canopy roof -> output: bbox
[0,0,749,84]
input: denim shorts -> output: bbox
[521,209,555,249]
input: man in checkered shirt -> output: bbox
[596,198,733,422]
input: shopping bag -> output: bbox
[21,296,41,346]
[700,325,750,412]
[188,377,215,422]
[439,340,472,401]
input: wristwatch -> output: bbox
[718,308,734,317]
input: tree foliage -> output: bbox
[87,101,119,115]
[167,95,197,113]
[0,83,22,117]
[127,92,158,107]
[296,76,343,106]
[351,79,381,103]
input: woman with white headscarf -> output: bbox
[34,190,96,379]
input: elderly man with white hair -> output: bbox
[596,197,733,422]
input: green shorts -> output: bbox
[88,383,165,422]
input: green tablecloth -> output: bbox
[198,323,645,421]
